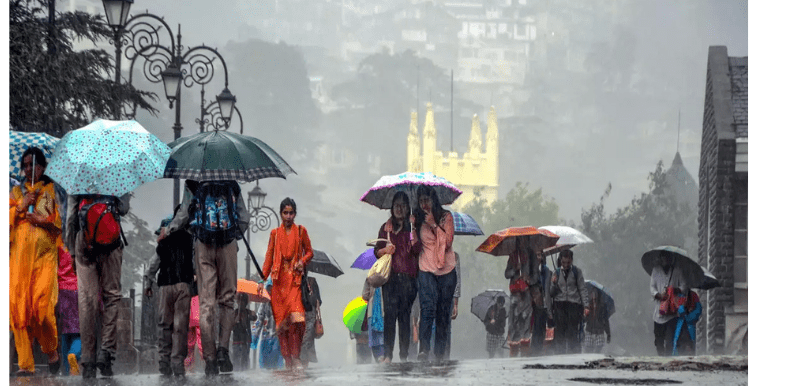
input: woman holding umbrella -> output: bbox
[259,198,314,371]
[373,191,421,363]
[413,185,457,362]
[9,147,62,375]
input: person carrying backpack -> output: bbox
[65,190,130,378]
[144,208,195,377]
[159,180,249,376]
[549,250,590,354]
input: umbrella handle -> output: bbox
[240,232,265,279]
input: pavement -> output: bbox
[9,354,748,386]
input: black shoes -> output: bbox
[204,360,219,377]
[216,347,233,373]
[171,362,185,377]
[96,351,113,377]
[158,360,172,376]
[82,362,97,379]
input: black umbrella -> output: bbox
[698,266,720,290]
[470,289,509,322]
[307,249,344,278]
[641,246,704,289]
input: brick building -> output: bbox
[697,46,747,354]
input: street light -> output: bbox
[103,2,238,209]
[246,182,279,280]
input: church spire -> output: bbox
[468,114,482,155]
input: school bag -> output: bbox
[189,181,241,246]
[78,195,127,257]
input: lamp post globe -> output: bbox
[216,87,237,127]
[161,64,183,108]
[248,184,266,211]
[102,0,134,28]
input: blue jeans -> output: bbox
[417,269,457,360]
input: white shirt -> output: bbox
[650,265,689,323]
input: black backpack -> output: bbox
[189,181,241,246]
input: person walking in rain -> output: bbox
[231,292,257,371]
[583,289,611,353]
[184,295,204,372]
[484,296,507,358]
[65,165,131,378]
[530,250,553,356]
[413,185,457,362]
[672,290,701,356]
[257,198,314,371]
[650,252,689,356]
[550,250,589,354]
[373,191,420,363]
[161,179,249,375]
[57,243,82,376]
[300,274,322,368]
[505,241,539,357]
[146,210,195,377]
[10,147,63,376]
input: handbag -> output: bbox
[314,305,324,339]
[659,286,677,315]
[367,236,392,288]
[301,275,313,312]
[509,278,528,293]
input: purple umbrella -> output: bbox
[351,248,377,270]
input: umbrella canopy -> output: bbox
[452,211,483,236]
[538,225,593,245]
[470,289,509,322]
[476,226,559,256]
[641,246,705,289]
[343,296,368,334]
[164,130,295,182]
[9,130,60,180]
[360,171,462,209]
[698,266,721,290]
[585,280,616,317]
[307,249,344,278]
[45,120,170,196]
[237,278,270,303]
[351,248,376,270]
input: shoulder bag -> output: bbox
[367,235,392,288]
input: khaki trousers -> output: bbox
[157,283,192,366]
[75,230,123,364]
[195,239,238,361]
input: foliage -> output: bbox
[9,0,156,137]
[120,210,157,294]
[577,161,697,355]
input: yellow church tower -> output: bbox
[406,103,500,210]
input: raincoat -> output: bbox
[9,179,62,372]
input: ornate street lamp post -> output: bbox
[103,1,237,209]
[246,183,279,280]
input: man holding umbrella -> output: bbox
[648,251,690,356]
[160,180,250,375]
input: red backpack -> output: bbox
[78,196,126,257]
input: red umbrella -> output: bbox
[476,226,559,256]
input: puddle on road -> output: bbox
[569,378,681,385]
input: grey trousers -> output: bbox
[158,282,192,366]
[75,230,123,365]
[195,239,238,361]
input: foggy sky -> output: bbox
[60,0,747,365]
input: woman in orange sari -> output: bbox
[9,147,62,375]
[259,197,314,370]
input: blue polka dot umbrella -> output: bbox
[44,119,171,196]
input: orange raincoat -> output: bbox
[9,180,62,372]
[262,224,314,330]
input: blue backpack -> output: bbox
[189,181,240,246]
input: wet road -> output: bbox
[9,354,747,386]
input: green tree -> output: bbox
[120,211,156,294]
[9,0,156,136]
[578,161,697,355]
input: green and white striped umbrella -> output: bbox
[163,130,295,182]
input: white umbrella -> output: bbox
[538,225,593,245]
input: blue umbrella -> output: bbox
[585,280,616,317]
[351,248,376,270]
[9,130,60,180]
[452,211,483,236]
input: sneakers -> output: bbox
[96,351,113,377]
[204,359,219,377]
[216,347,233,373]
[82,363,96,379]
[68,354,80,376]
[158,360,172,376]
